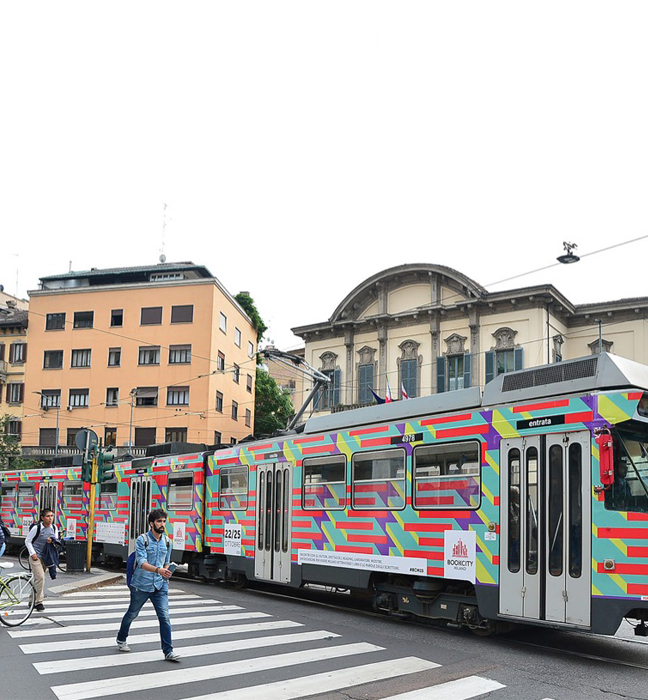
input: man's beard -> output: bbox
[153,524,166,534]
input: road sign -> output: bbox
[75,428,98,452]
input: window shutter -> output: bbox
[514,347,523,371]
[16,421,22,438]
[485,351,495,385]
[22,344,27,362]
[9,345,14,363]
[436,357,446,393]
[333,369,341,406]
[5,384,9,403]
[313,383,321,410]
[19,383,24,403]
[0,344,4,361]
[463,353,472,389]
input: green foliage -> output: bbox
[235,292,268,345]
[0,414,43,471]
[254,368,294,436]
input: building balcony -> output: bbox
[0,358,7,380]
[21,444,147,461]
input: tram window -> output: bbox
[62,483,84,508]
[303,455,346,510]
[525,447,539,575]
[98,482,117,511]
[413,441,481,510]
[17,484,35,510]
[352,449,405,510]
[1,484,16,510]
[548,445,564,577]
[219,466,248,510]
[168,475,194,511]
[568,443,582,578]
[507,448,521,573]
[605,434,648,513]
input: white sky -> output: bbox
[2,2,647,351]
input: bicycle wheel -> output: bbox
[57,548,67,573]
[0,575,36,627]
[18,547,30,571]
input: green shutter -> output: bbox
[333,369,341,406]
[463,353,471,389]
[514,347,523,371]
[485,351,495,385]
[436,357,446,393]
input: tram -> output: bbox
[2,352,648,636]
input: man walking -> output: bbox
[25,508,59,612]
[117,508,180,661]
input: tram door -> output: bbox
[499,431,591,627]
[254,463,292,583]
[39,481,58,519]
[128,476,153,553]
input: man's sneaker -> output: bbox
[165,651,181,662]
[34,603,45,612]
[116,641,130,653]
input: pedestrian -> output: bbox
[25,508,60,611]
[116,508,180,661]
[0,515,10,559]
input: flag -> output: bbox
[369,387,385,404]
[401,383,409,400]
[385,379,393,403]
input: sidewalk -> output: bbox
[1,554,124,597]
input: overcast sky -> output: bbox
[2,2,647,350]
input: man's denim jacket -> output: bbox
[130,531,171,592]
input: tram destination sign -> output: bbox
[516,415,565,430]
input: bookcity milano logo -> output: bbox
[444,530,476,583]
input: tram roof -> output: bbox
[303,353,648,434]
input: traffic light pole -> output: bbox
[86,450,98,572]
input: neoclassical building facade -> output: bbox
[292,263,648,413]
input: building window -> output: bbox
[485,328,523,384]
[165,427,188,443]
[39,428,57,446]
[214,430,222,444]
[217,351,225,371]
[69,389,89,408]
[6,420,21,439]
[171,305,193,324]
[358,364,374,405]
[231,400,238,420]
[134,427,156,446]
[108,347,121,367]
[106,388,119,406]
[138,346,160,365]
[437,334,471,393]
[46,313,66,330]
[0,344,4,361]
[219,312,227,333]
[135,387,158,406]
[235,328,241,347]
[73,311,94,329]
[233,364,240,383]
[316,354,341,411]
[245,408,251,427]
[246,374,253,393]
[248,341,255,358]
[141,306,162,325]
[44,350,63,369]
[111,309,123,327]
[40,389,61,409]
[7,383,24,404]
[167,386,189,406]
[71,349,92,368]
[9,343,26,364]
[66,428,81,447]
[104,427,117,446]
[169,345,191,364]
[215,391,223,413]
[398,340,421,399]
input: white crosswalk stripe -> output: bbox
[3,584,507,700]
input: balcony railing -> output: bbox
[0,359,7,378]
[21,445,147,460]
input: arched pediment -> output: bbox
[330,263,486,323]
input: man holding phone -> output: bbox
[117,508,180,661]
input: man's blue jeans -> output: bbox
[117,586,172,655]
[0,542,5,558]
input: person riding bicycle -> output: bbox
[25,508,60,612]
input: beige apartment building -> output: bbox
[20,262,257,459]
[292,263,648,413]
[0,291,29,444]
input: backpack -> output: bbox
[126,533,172,586]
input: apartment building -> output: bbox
[21,262,257,458]
[292,262,648,413]
[0,292,29,443]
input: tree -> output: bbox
[0,415,42,471]
[235,292,267,345]
[254,367,294,436]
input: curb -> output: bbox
[49,573,125,596]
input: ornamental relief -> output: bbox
[398,339,420,361]
[492,327,517,350]
[588,339,613,355]
[319,351,338,372]
[443,333,467,356]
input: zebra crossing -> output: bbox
[3,584,508,700]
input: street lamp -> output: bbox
[557,241,580,264]
[32,391,60,458]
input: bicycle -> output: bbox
[19,539,67,573]
[0,562,36,627]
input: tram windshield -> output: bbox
[606,427,648,512]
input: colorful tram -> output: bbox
[2,352,648,636]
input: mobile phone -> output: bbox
[167,562,177,573]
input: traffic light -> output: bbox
[81,452,93,483]
[97,448,116,483]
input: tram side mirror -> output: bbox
[596,432,614,485]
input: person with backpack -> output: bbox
[25,508,60,611]
[116,508,180,661]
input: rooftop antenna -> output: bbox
[159,203,167,264]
